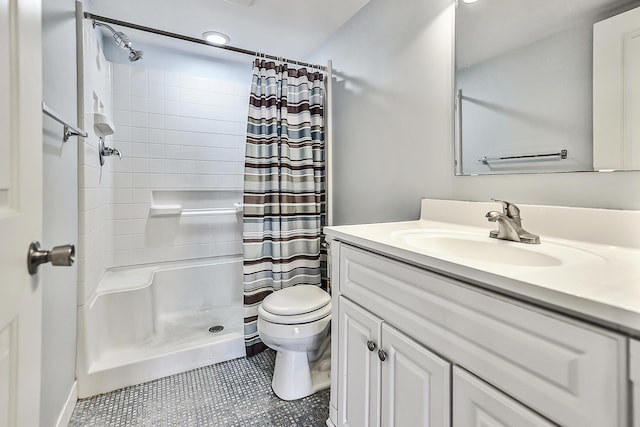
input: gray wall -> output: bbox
[310,0,640,226]
[41,0,78,425]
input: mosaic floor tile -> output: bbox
[69,350,330,426]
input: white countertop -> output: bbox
[325,200,640,336]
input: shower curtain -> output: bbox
[242,59,326,356]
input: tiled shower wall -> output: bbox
[107,63,248,267]
[79,24,250,303]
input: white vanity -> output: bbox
[324,199,640,427]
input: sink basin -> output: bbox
[390,229,605,267]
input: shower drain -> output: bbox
[208,325,224,333]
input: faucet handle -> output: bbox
[491,199,521,225]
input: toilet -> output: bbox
[257,285,332,401]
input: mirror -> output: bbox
[454,0,640,175]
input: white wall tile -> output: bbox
[113,94,131,111]
[130,67,148,84]
[148,129,164,144]
[164,145,181,159]
[164,115,181,131]
[131,82,148,98]
[131,142,149,157]
[148,100,164,115]
[131,158,150,174]
[113,109,131,127]
[165,101,180,116]
[113,125,131,142]
[131,128,149,143]
[112,64,130,82]
[148,83,164,100]
[178,145,196,160]
[133,173,151,188]
[111,204,133,220]
[131,112,148,128]
[164,72,180,87]
[148,69,164,85]
[111,188,133,204]
[148,143,164,159]
[148,113,165,129]
[130,204,148,219]
[112,157,132,173]
[165,85,180,101]
[131,189,149,203]
[112,172,132,188]
[131,96,148,113]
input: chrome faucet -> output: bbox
[102,146,122,159]
[486,199,540,244]
[98,137,122,166]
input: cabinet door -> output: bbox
[380,324,450,427]
[453,367,555,427]
[339,297,382,427]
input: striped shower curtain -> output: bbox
[242,60,326,356]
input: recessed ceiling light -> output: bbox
[203,31,230,45]
[462,0,479,3]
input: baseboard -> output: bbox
[55,380,77,427]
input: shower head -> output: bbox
[128,49,144,62]
[93,20,143,62]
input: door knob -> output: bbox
[27,241,75,275]
[378,349,387,362]
[367,340,377,352]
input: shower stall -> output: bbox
[76,6,332,398]
[76,12,252,397]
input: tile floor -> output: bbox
[69,350,330,426]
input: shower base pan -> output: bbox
[77,259,246,398]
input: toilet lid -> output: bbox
[258,300,331,325]
[261,285,331,316]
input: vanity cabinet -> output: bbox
[338,297,450,426]
[330,241,628,427]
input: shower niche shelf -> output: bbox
[149,190,243,217]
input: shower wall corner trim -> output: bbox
[326,60,334,227]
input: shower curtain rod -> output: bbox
[84,12,327,71]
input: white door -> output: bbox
[0,0,44,425]
[380,324,450,427]
[338,297,382,427]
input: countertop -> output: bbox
[325,201,640,336]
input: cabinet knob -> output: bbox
[378,349,387,361]
[367,340,377,352]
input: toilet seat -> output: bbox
[259,303,331,325]
[259,285,331,325]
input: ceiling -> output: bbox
[84,0,370,62]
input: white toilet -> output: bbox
[257,285,332,401]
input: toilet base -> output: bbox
[271,344,331,401]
